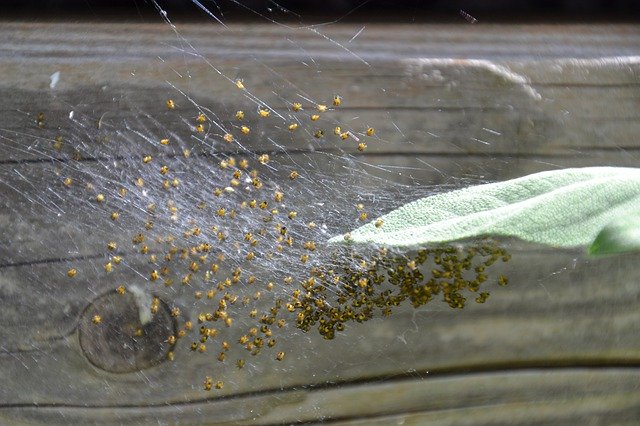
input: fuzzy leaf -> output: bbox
[589,212,640,256]
[328,167,640,253]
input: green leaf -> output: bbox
[328,167,640,254]
[589,213,640,256]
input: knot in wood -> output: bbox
[78,290,177,373]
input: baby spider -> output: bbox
[52,136,63,150]
[203,377,213,391]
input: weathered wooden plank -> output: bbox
[2,23,639,63]
[511,56,640,85]
[0,84,555,162]
[325,373,640,426]
[1,21,639,424]
[1,26,638,165]
[3,61,638,116]
[1,369,639,425]
[2,150,639,265]
[1,244,639,406]
[1,61,637,164]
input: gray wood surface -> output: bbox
[0,21,639,424]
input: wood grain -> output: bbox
[3,149,640,266]
[1,246,639,405]
[0,21,639,424]
[1,369,639,425]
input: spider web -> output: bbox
[0,0,522,399]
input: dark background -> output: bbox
[3,0,639,22]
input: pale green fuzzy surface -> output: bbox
[590,212,640,255]
[328,167,640,249]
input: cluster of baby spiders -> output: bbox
[52,81,508,391]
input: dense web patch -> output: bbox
[0,1,513,391]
